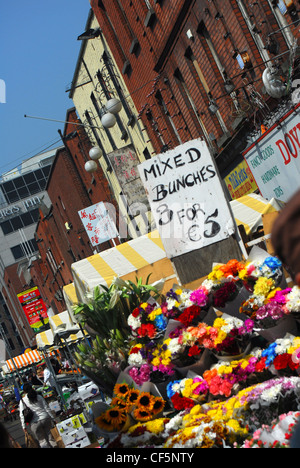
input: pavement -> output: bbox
[3,415,26,448]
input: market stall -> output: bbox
[70,230,177,303]
[229,193,285,236]
[69,243,300,448]
[3,349,46,374]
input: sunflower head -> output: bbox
[95,407,127,432]
[136,392,155,410]
[133,407,153,422]
[114,383,131,399]
[152,396,165,414]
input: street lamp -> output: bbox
[85,97,123,173]
[84,160,98,173]
[89,146,103,160]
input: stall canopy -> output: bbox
[229,193,285,235]
[47,311,86,344]
[36,327,86,350]
[4,349,44,373]
[71,230,168,302]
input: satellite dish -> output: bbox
[262,67,286,99]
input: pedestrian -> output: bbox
[43,364,56,389]
[271,188,300,447]
[19,383,57,448]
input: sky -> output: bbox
[0,1,91,174]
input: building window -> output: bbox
[0,209,39,235]
[11,238,38,260]
[0,165,51,205]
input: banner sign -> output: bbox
[17,287,49,334]
[243,104,300,202]
[138,139,235,258]
[78,202,118,247]
[224,160,258,200]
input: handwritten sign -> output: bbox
[78,202,118,247]
[138,139,235,258]
[243,104,300,202]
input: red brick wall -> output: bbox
[90,0,300,155]
[3,265,35,349]
[30,108,119,313]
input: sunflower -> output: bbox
[110,396,128,410]
[152,396,165,415]
[127,388,140,406]
[114,383,131,399]
[136,392,155,410]
[95,407,127,432]
[133,407,153,422]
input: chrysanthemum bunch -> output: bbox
[164,410,229,448]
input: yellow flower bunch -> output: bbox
[128,418,169,435]
[207,265,225,282]
[253,277,275,297]
[151,339,172,368]
[148,306,162,321]
[287,336,300,355]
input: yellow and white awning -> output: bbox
[71,230,167,302]
[63,283,78,322]
[230,193,285,235]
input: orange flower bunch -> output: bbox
[218,259,245,278]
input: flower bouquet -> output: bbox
[185,314,254,360]
[95,381,166,437]
[242,411,300,448]
[127,299,168,341]
[166,376,209,410]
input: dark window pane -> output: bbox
[11,245,23,260]
[11,217,23,230]
[0,221,13,235]
[24,172,36,184]
[31,209,39,222]
[18,186,30,198]
[20,212,33,227]
[27,182,40,195]
[7,191,19,203]
[14,177,25,188]
[2,181,14,192]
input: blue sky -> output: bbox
[0,1,91,174]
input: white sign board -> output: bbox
[78,202,118,247]
[243,104,300,202]
[138,139,235,258]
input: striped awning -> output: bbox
[63,283,78,322]
[5,349,44,373]
[230,193,285,235]
[36,326,85,350]
[71,230,167,302]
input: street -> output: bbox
[3,416,25,448]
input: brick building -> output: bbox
[31,107,119,315]
[90,0,300,188]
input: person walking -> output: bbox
[19,383,57,448]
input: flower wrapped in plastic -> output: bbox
[128,301,168,340]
